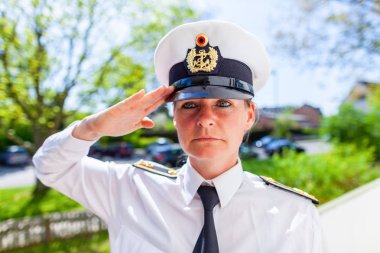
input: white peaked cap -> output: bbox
[154,20,271,101]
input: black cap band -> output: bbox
[172,76,254,97]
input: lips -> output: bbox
[193,136,220,142]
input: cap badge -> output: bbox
[186,33,218,73]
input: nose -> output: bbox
[196,106,215,128]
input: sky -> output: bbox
[191,0,365,116]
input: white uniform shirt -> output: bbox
[33,124,327,253]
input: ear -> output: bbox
[245,102,255,130]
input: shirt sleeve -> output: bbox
[32,122,135,223]
[310,204,329,253]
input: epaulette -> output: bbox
[259,176,319,204]
[133,160,178,179]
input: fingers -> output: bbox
[144,86,175,114]
[140,85,174,106]
[128,89,145,100]
[140,117,155,129]
[135,117,155,129]
[118,85,173,112]
[144,95,168,116]
[142,85,175,115]
[115,89,146,110]
[125,89,146,103]
[112,85,173,130]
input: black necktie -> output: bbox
[193,186,220,253]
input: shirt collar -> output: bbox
[181,158,244,208]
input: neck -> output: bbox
[189,154,239,180]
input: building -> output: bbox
[255,104,322,131]
[344,81,380,112]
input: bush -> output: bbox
[320,86,380,160]
[242,144,380,204]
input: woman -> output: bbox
[33,20,327,252]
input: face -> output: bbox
[173,98,255,162]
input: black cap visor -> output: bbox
[166,76,254,102]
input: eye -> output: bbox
[217,100,232,107]
[182,101,197,109]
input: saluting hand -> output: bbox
[72,85,174,141]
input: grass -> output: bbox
[7,231,110,253]
[0,187,109,252]
[0,186,83,221]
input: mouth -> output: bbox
[193,137,221,142]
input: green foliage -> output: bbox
[0,0,199,154]
[320,103,366,143]
[272,0,380,72]
[0,187,82,221]
[273,110,298,139]
[242,144,380,204]
[128,0,197,53]
[320,88,380,159]
[85,53,147,108]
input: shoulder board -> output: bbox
[133,160,178,179]
[259,176,319,204]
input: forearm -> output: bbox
[32,122,116,221]
[33,122,96,185]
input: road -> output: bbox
[297,139,331,154]
[0,165,36,189]
[0,156,142,190]
[252,139,331,159]
[0,140,330,189]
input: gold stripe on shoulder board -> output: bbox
[259,176,319,204]
[133,160,178,179]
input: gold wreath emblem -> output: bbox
[186,46,218,73]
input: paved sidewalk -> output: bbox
[0,165,36,189]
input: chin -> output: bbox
[192,151,220,159]
[187,145,226,159]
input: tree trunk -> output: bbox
[33,179,49,195]
[31,125,54,196]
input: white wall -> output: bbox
[319,178,380,253]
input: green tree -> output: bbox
[320,103,366,143]
[273,109,298,139]
[320,85,380,159]
[0,0,198,193]
[272,0,380,72]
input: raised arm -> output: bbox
[73,85,174,140]
[33,85,174,222]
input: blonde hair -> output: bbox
[243,99,260,144]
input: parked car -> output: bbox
[88,143,106,159]
[146,138,173,155]
[0,145,30,166]
[89,142,134,159]
[239,144,259,159]
[151,144,184,167]
[264,139,305,156]
[104,142,134,158]
[255,135,278,148]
